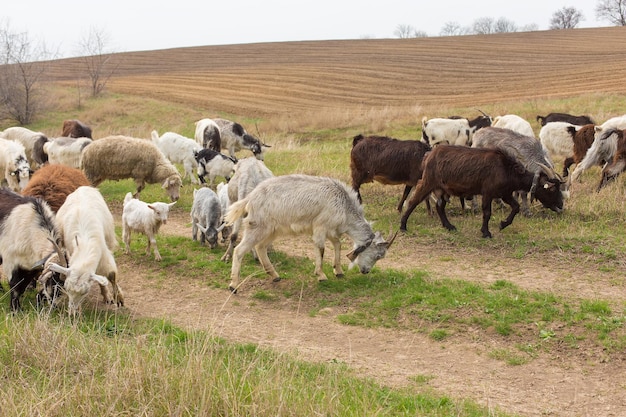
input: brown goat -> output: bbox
[61,119,93,139]
[350,134,431,212]
[598,128,626,191]
[22,164,91,212]
[399,146,564,238]
[563,124,596,177]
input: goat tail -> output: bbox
[151,130,159,142]
[224,198,249,226]
[421,116,428,128]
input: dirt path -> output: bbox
[114,210,626,417]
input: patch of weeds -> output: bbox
[489,348,528,366]
[411,374,436,385]
[252,290,279,302]
[430,329,448,341]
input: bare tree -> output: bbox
[550,6,584,29]
[394,24,415,38]
[78,27,117,97]
[494,17,518,33]
[596,0,626,25]
[471,17,496,34]
[440,21,467,36]
[0,22,51,125]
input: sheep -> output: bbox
[195,148,237,186]
[122,192,176,261]
[492,114,535,137]
[61,119,93,139]
[46,186,123,314]
[0,138,33,192]
[151,130,202,184]
[0,126,49,168]
[194,118,221,151]
[570,115,626,183]
[43,136,93,168]
[80,135,183,202]
[216,182,232,243]
[191,187,222,249]
[0,188,64,311]
[221,157,274,262]
[21,164,91,213]
[225,174,397,293]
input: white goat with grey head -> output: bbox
[191,187,222,249]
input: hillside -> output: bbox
[45,27,626,119]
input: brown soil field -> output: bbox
[43,27,626,416]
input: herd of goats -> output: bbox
[0,109,623,313]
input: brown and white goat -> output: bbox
[597,128,626,191]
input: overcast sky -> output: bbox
[3,1,608,58]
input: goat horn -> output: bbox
[47,237,67,268]
[386,225,399,247]
[475,108,490,118]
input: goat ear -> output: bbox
[346,249,357,262]
[147,204,156,212]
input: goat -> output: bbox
[216,182,232,243]
[22,164,91,213]
[537,113,595,127]
[563,124,595,177]
[221,157,274,262]
[214,118,270,160]
[225,174,397,293]
[0,188,64,311]
[421,112,492,146]
[194,118,221,151]
[0,126,49,168]
[538,122,581,176]
[46,186,123,314]
[597,128,626,191]
[43,137,93,168]
[195,148,237,186]
[80,135,182,202]
[350,134,431,212]
[0,138,33,192]
[151,130,203,184]
[191,187,222,249]
[492,114,535,137]
[121,192,176,261]
[61,119,93,139]
[399,146,564,237]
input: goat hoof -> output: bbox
[228,286,238,294]
[335,273,344,278]
[272,277,281,283]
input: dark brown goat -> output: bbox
[22,164,91,212]
[399,146,564,238]
[537,113,595,127]
[563,124,596,177]
[350,134,431,212]
[597,128,626,191]
[61,119,93,139]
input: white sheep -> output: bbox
[0,126,49,168]
[80,135,183,201]
[151,130,202,184]
[122,192,176,261]
[43,136,93,168]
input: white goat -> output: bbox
[492,114,535,137]
[0,126,49,168]
[421,113,492,146]
[194,118,221,151]
[122,192,176,261]
[151,130,202,184]
[225,174,397,293]
[221,157,274,262]
[191,187,222,249]
[43,137,93,168]
[0,138,32,191]
[47,186,123,314]
[539,122,580,172]
[216,182,232,243]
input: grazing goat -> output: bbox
[22,164,91,213]
[570,115,626,183]
[539,122,581,176]
[151,130,203,184]
[221,157,274,262]
[492,114,535,137]
[225,174,397,293]
[43,137,93,168]
[122,192,176,261]
[472,127,564,216]
[195,148,237,186]
[537,113,595,127]
[47,186,123,314]
[216,182,232,243]
[0,126,49,168]
[597,128,626,191]
[399,146,564,237]
[0,138,33,192]
[214,118,270,160]
[61,119,93,139]
[350,134,430,212]
[421,112,492,146]
[81,135,182,202]
[563,124,595,177]
[191,187,222,249]
[194,118,221,151]
[0,188,63,311]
